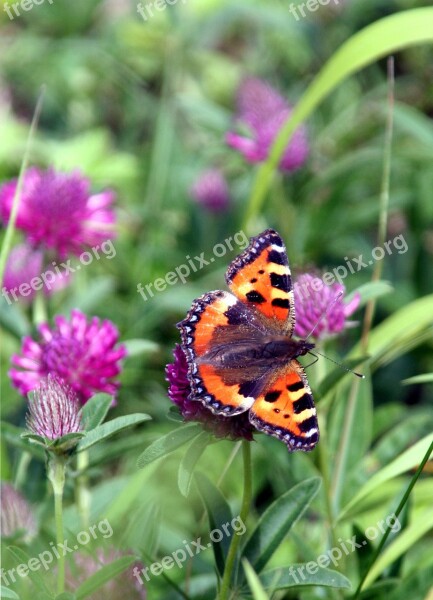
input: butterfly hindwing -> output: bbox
[249,361,319,451]
[177,291,268,416]
[225,229,295,332]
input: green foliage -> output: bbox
[1,1,432,599]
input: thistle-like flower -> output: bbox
[190,169,230,213]
[226,78,309,172]
[0,482,37,542]
[10,309,126,404]
[294,273,361,340]
[26,375,82,440]
[0,167,116,259]
[166,345,254,441]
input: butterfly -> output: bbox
[177,229,319,451]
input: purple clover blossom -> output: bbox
[2,243,44,302]
[0,482,37,542]
[2,243,71,303]
[294,273,361,340]
[190,169,230,213]
[226,78,309,172]
[26,375,82,440]
[66,549,146,600]
[0,167,116,259]
[10,309,127,404]
[166,345,254,441]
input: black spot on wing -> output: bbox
[267,249,286,266]
[264,390,281,403]
[293,393,313,414]
[270,272,291,291]
[287,381,304,393]
[224,304,246,325]
[239,380,258,398]
[271,298,290,309]
[246,291,266,304]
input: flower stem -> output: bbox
[219,441,252,600]
[0,87,44,284]
[76,449,90,528]
[48,455,66,595]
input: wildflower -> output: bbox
[0,167,116,259]
[294,273,360,340]
[166,345,254,441]
[0,482,37,542]
[66,549,146,600]
[190,169,230,213]
[226,77,309,172]
[2,243,43,302]
[25,375,82,440]
[10,309,127,404]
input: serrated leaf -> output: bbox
[123,339,159,357]
[75,555,136,599]
[77,414,151,452]
[136,423,202,468]
[243,559,269,600]
[258,565,352,590]
[195,472,233,578]
[242,477,321,573]
[79,393,113,431]
[178,432,212,497]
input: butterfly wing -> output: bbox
[249,360,319,451]
[225,229,295,334]
[177,290,270,416]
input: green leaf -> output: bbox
[329,372,373,510]
[0,297,30,339]
[1,422,44,459]
[123,339,159,357]
[79,393,113,431]
[242,477,321,573]
[178,431,212,497]
[55,594,76,600]
[244,7,433,226]
[77,414,151,452]
[195,472,233,578]
[402,373,433,385]
[346,281,393,308]
[75,555,137,599]
[258,565,352,590]
[340,433,433,519]
[349,295,433,370]
[386,566,433,600]
[0,586,21,599]
[318,356,369,399]
[136,423,202,468]
[363,509,433,588]
[242,559,269,600]
[7,547,52,595]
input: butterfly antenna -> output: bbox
[304,291,365,379]
[305,291,344,341]
[309,349,365,379]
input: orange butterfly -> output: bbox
[177,229,319,451]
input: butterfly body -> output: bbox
[178,229,319,451]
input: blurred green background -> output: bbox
[1,1,433,598]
